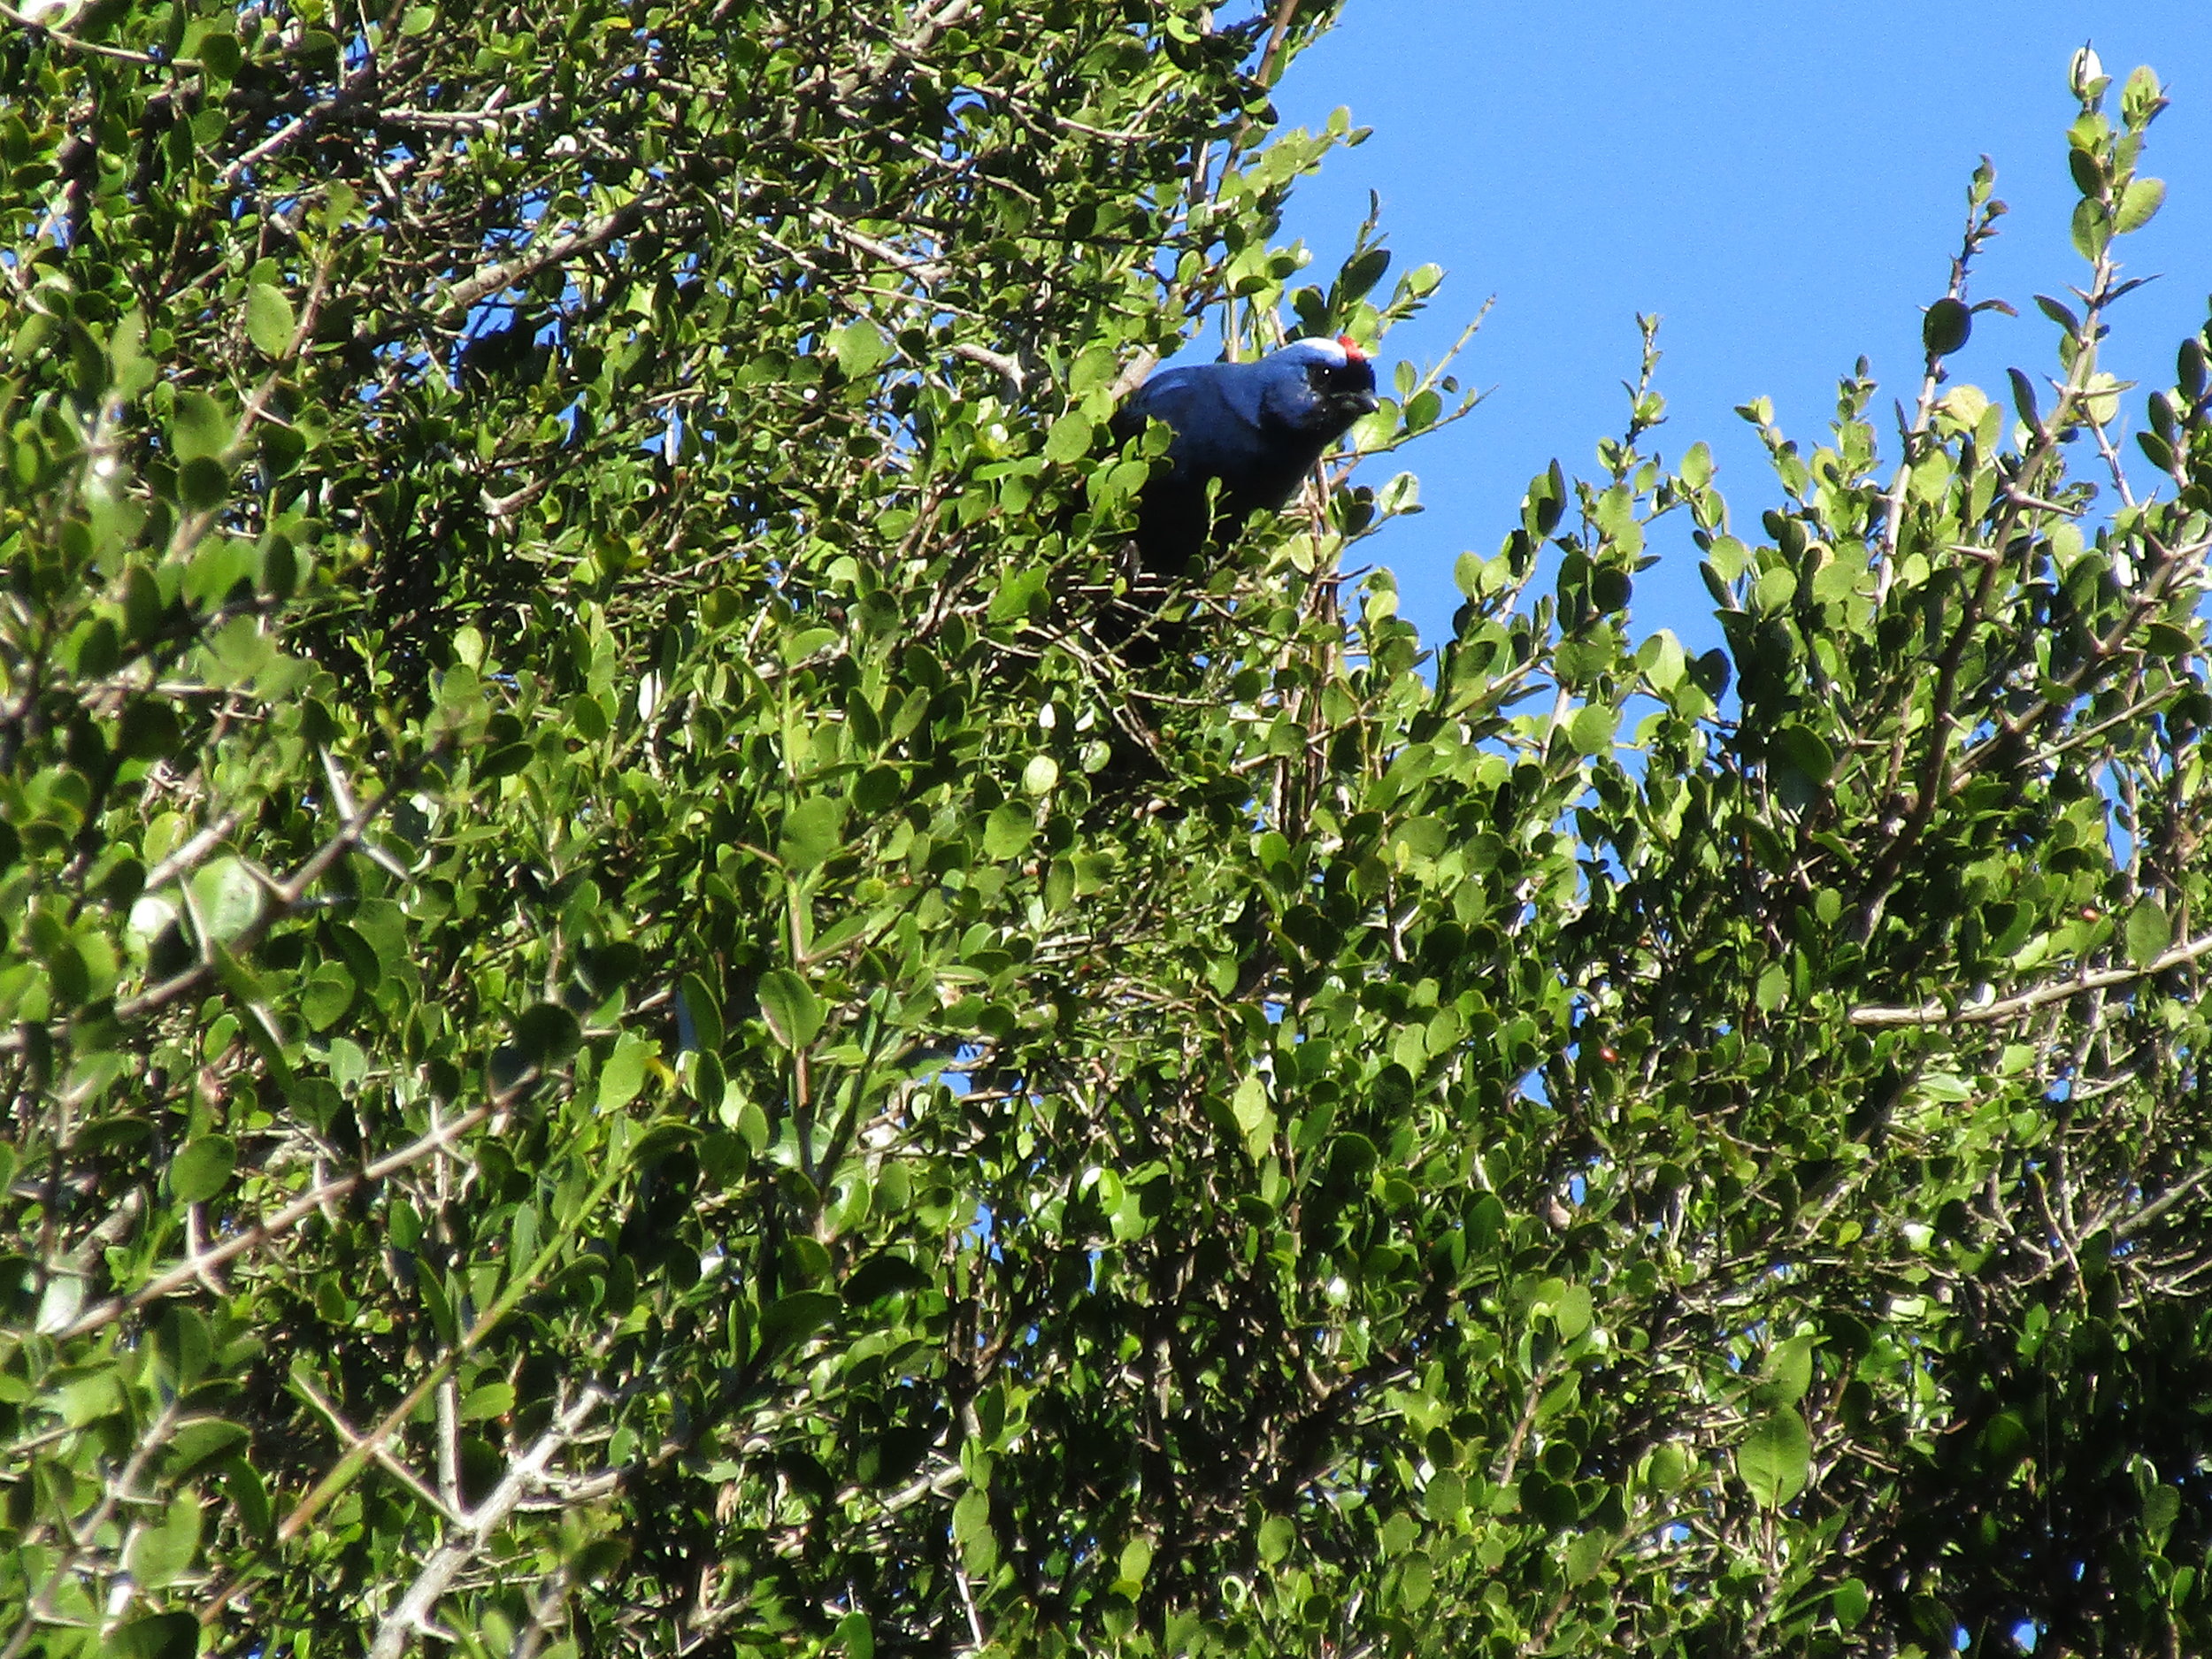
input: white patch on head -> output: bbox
[1284,336,1350,367]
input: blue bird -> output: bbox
[1110,334,1379,579]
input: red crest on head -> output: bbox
[1336,334,1367,361]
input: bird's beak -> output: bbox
[1348,388,1379,416]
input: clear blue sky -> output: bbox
[1270,3,2212,654]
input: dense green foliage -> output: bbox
[3,4,2210,1655]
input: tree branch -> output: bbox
[56,1099,496,1340]
[369,1384,610,1659]
[1849,930,2212,1027]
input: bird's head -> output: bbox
[1257,334,1380,437]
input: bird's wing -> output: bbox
[1111,367,1208,441]
[1112,368,1261,471]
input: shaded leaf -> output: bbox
[171,1135,236,1204]
[2125,895,2171,968]
[758,969,825,1048]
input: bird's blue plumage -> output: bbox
[1111,335,1379,577]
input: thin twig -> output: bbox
[1850,930,2212,1027]
[56,1100,496,1340]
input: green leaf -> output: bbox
[2068,145,2107,200]
[780,795,846,870]
[987,565,1049,625]
[843,1252,929,1305]
[2070,197,2112,261]
[171,390,235,464]
[110,1615,198,1659]
[1981,1409,2030,1470]
[597,1034,650,1110]
[171,1134,237,1204]
[188,856,264,942]
[2035,293,2082,334]
[2145,1482,2181,1545]
[418,1271,456,1343]
[1397,1549,1436,1609]
[1833,1578,1870,1629]
[507,1002,584,1069]
[2124,895,2170,968]
[1425,1469,1465,1521]
[1117,1534,1154,1586]
[1230,1071,1275,1162]
[125,1492,204,1587]
[1336,245,1391,303]
[752,1283,836,1363]
[1568,703,1616,757]
[1549,1283,1593,1340]
[167,1417,246,1477]
[2140,620,2195,657]
[983,800,1034,859]
[2123,64,2164,121]
[1044,412,1095,463]
[953,1487,997,1576]
[2115,177,2165,234]
[461,1381,516,1421]
[245,284,296,357]
[836,1611,875,1659]
[1755,962,1789,1013]
[1563,1528,1609,1585]
[829,319,892,378]
[1775,724,1836,785]
[1737,1409,1810,1509]
[758,969,824,1048]
[679,974,724,1053]
[300,962,356,1031]
[1519,1468,1581,1529]
[1638,627,1686,693]
[1089,455,1150,511]
[195,31,242,79]
[1325,1133,1378,1190]
[1754,1334,1815,1408]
